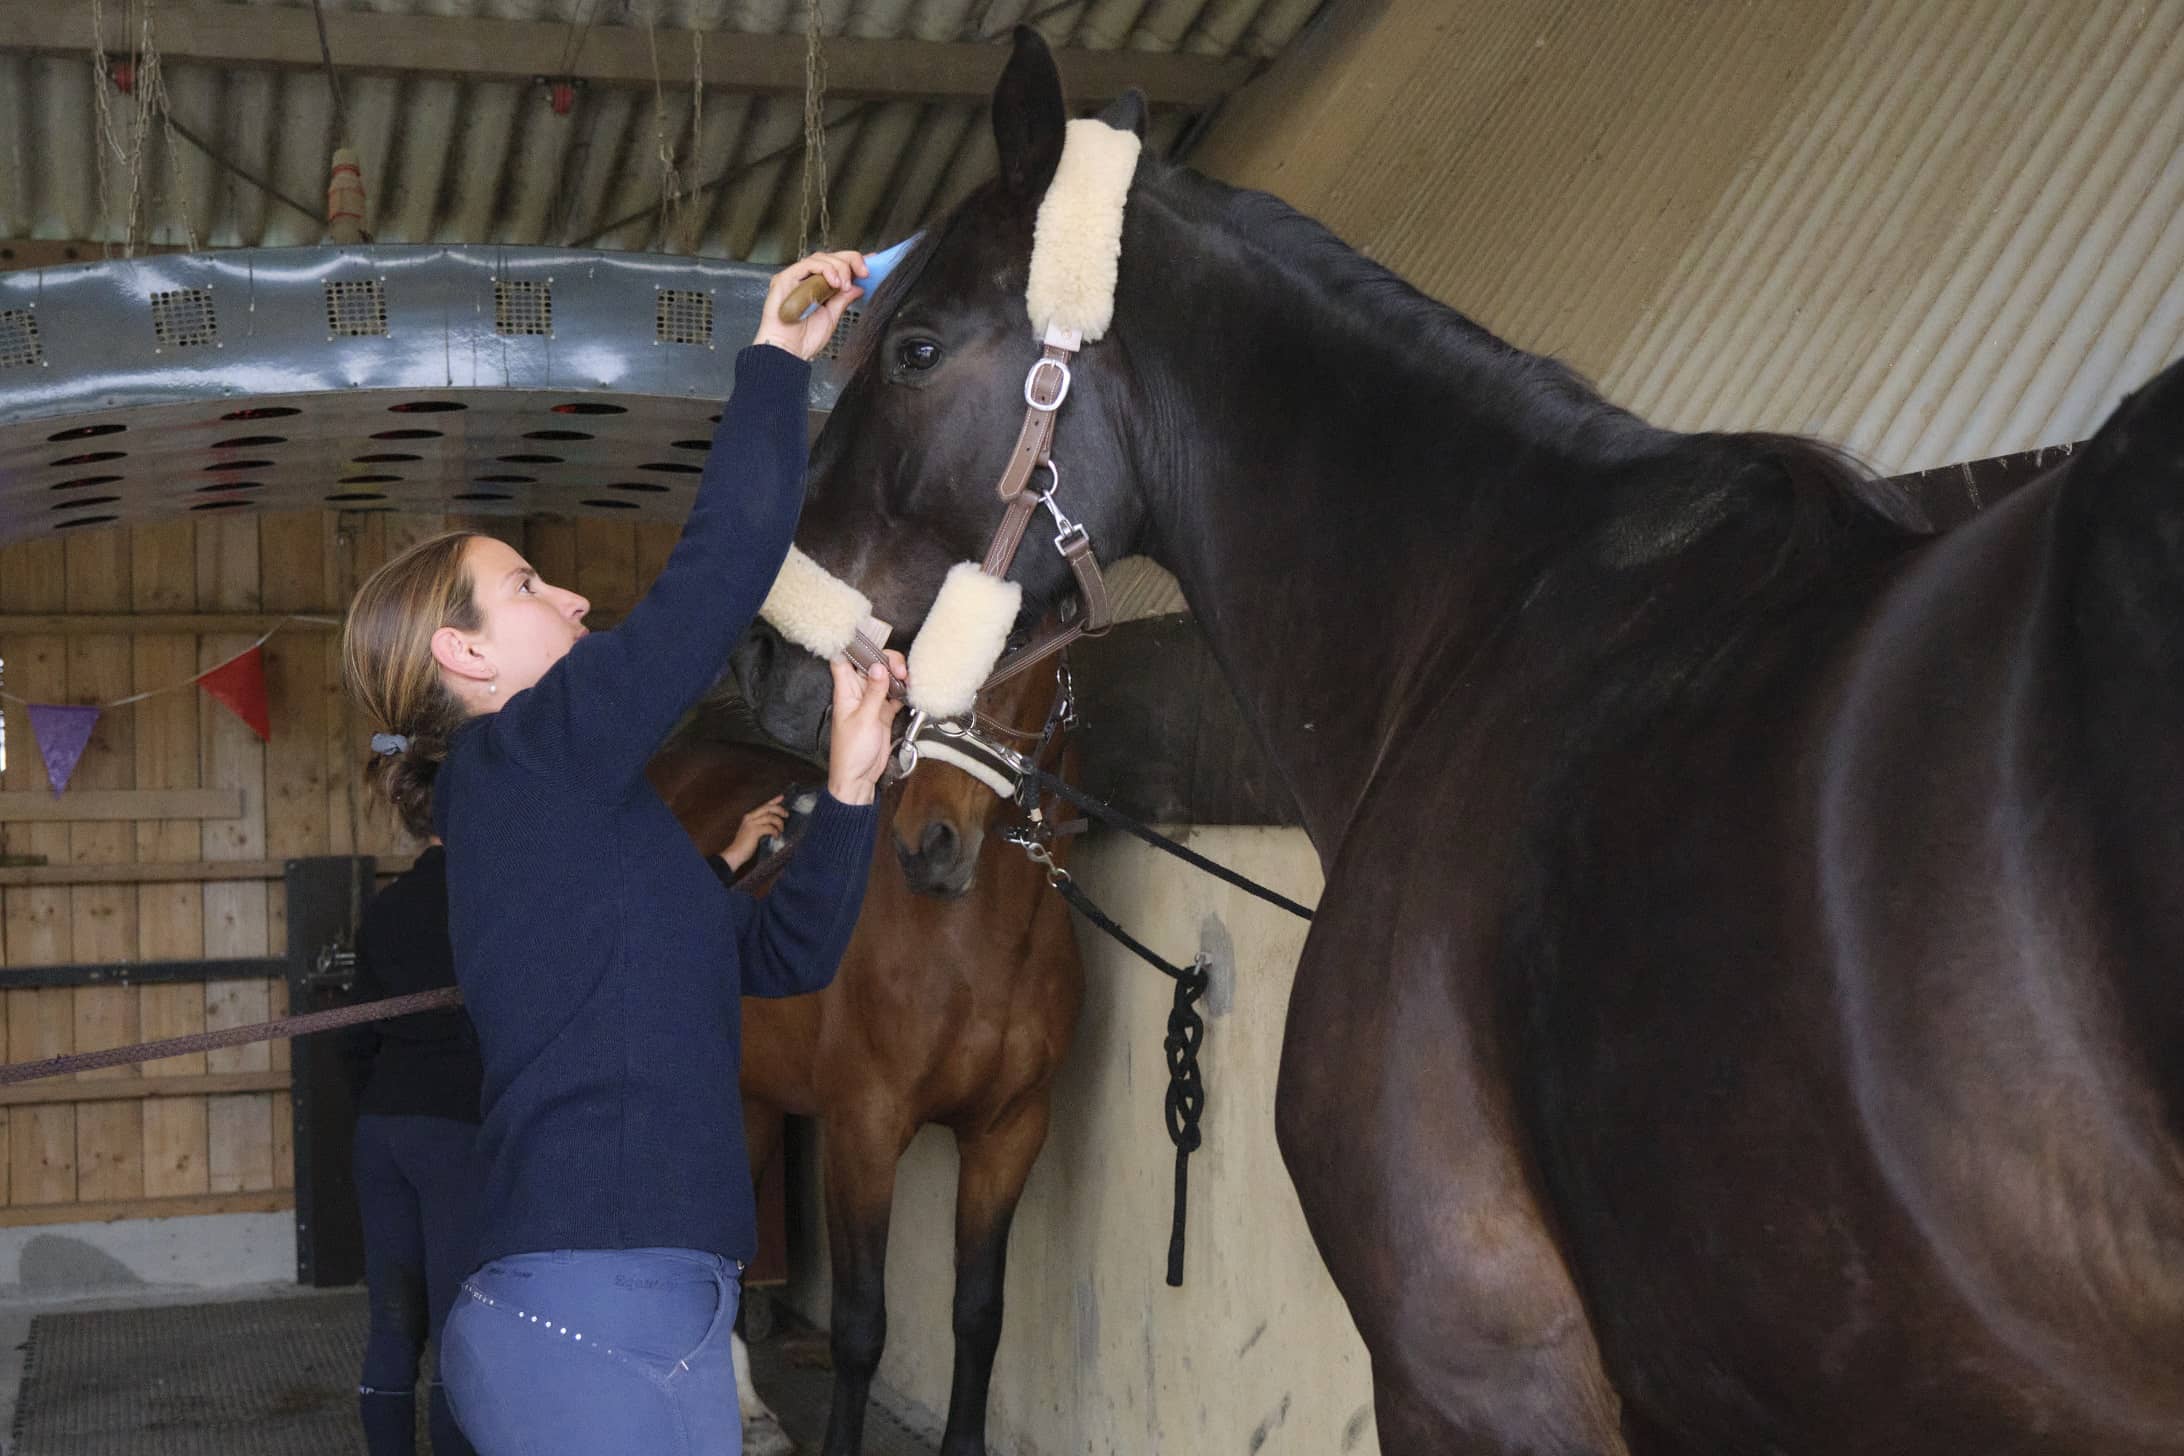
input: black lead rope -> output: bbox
[1051,873,1209,1288]
[1021,767,1316,922]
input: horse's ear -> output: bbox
[1097,88,1148,141]
[994,26,1066,199]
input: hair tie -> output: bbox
[370,732,411,757]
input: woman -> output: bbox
[339,832,482,1456]
[341,251,901,1455]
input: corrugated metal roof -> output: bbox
[1197,0,2184,475]
[1,0,1322,263]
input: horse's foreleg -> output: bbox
[1279,934,1629,1456]
[821,1101,912,1456]
[939,1096,1053,1456]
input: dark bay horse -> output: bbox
[648,660,1083,1456]
[731,28,2184,1456]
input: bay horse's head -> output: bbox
[735,29,1152,754]
[887,654,1072,898]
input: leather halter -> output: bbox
[859,327,1115,785]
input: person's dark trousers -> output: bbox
[354,1112,484,1455]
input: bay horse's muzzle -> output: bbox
[893,817,979,898]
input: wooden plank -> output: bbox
[0,858,403,887]
[574,520,641,616]
[634,522,681,598]
[524,519,578,593]
[0,790,244,822]
[2,537,74,1207]
[0,614,339,634]
[0,1071,289,1108]
[262,519,330,866]
[199,518,275,1197]
[269,980,292,1191]
[63,530,145,1204]
[130,521,200,613]
[1,534,68,1204]
[0,1189,291,1228]
[0,240,188,272]
[130,530,213,1202]
[0,1,1253,105]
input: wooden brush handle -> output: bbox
[777,275,838,325]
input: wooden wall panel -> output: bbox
[3,538,74,1207]
[133,522,211,1201]
[0,503,694,1226]
[64,530,143,1205]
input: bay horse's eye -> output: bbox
[895,338,942,374]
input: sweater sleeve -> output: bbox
[728,792,878,998]
[486,345,812,790]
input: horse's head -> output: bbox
[886,655,1071,898]
[734,29,1153,753]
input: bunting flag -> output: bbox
[196,645,271,742]
[0,618,327,794]
[26,704,102,797]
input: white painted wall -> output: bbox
[787,828,1384,1454]
[0,1211,293,1301]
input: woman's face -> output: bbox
[445,536,592,705]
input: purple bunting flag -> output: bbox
[26,703,102,797]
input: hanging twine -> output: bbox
[798,0,831,257]
[89,0,198,255]
[89,0,122,254]
[644,1,685,245]
[677,26,705,254]
[0,616,333,713]
[143,10,201,253]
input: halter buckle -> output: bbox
[1024,356,1072,412]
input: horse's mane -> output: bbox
[836,152,1932,728]
[1161,165,1939,742]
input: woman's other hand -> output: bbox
[825,651,908,805]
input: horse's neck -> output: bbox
[1120,203,1636,857]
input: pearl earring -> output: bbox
[487,681,499,696]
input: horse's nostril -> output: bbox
[920,822,959,862]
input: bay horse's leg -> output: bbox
[820,1100,913,1456]
[1279,931,1628,1456]
[938,1096,1053,1456]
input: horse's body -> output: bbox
[730,31,2184,1455]
[648,663,1082,1456]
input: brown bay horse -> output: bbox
[730,28,2184,1456]
[649,661,1083,1456]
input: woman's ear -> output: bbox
[431,624,492,685]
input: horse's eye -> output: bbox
[896,338,942,373]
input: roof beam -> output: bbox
[0,1,1255,107]
[1,240,188,271]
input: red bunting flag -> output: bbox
[25,704,102,797]
[197,645,271,742]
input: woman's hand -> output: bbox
[825,650,908,806]
[719,795,788,872]
[752,250,867,361]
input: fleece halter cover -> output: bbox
[757,117,1141,721]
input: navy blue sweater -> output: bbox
[433,345,875,1268]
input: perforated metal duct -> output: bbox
[0,244,859,545]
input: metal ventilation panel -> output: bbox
[0,246,850,545]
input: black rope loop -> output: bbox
[1162,958,1210,1286]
